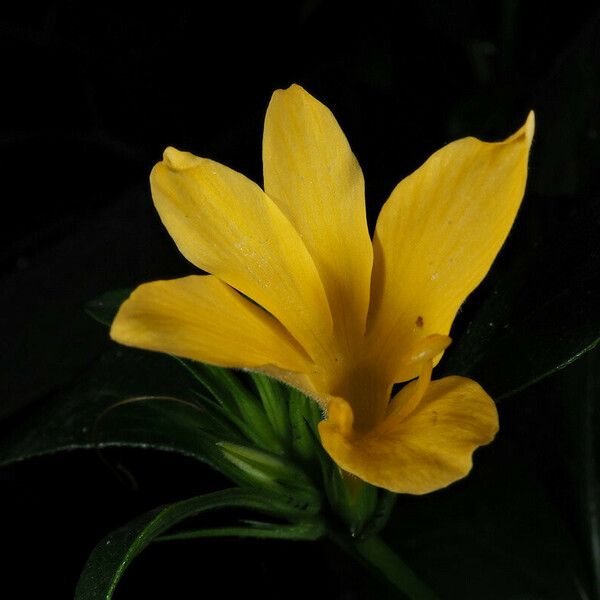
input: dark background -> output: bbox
[2,2,600,598]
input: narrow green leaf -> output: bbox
[174,358,250,409]
[157,519,325,542]
[74,488,320,599]
[176,359,284,453]
[188,388,258,440]
[288,388,323,465]
[250,372,291,443]
[0,348,238,468]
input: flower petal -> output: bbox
[319,376,498,494]
[263,84,373,345]
[110,275,313,372]
[150,149,333,361]
[368,113,535,381]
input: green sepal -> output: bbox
[326,468,379,538]
[360,491,398,539]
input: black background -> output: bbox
[2,2,600,598]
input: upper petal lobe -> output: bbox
[263,84,373,349]
[368,114,534,382]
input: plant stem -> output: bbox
[330,531,439,599]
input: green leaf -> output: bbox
[0,348,238,468]
[0,347,322,512]
[74,488,323,600]
[157,519,325,542]
[443,199,600,400]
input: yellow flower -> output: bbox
[111,85,534,495]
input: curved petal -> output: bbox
[110,275,313,372]
[368,113,535,381]
[150,149,333,362]
[263,84,373,346]
[319,376,498,494]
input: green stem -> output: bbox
[330,532,439,600]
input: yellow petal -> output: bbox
[319,376,498,494]
[263,84,373,347]
[368,113,535,381]
[110,275,313,372]
[150,149,333,361]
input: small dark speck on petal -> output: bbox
[416,316,424,328]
